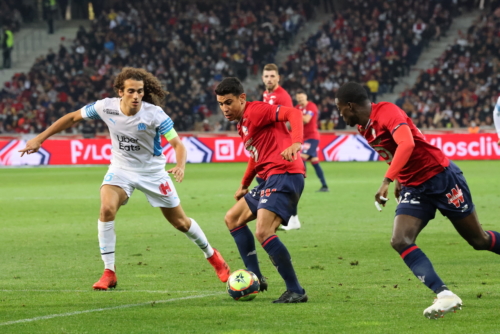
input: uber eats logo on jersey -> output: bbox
[117,135,140,151]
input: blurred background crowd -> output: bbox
[0,0,499,135]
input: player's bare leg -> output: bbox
[450,210,493,251]
[256,209,307,303]
[93,185,127,290]
[226,198,269,290]
[392,214,461,318]
[161,205,230,282]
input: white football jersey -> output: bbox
[494,96,500,137]
[81,97,173,172]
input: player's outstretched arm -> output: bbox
[166,136,186,183]
[19,110,84,156]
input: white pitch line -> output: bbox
[0,292,223,327]
[0,289,204,294]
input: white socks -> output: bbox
[98,220,116,271]
[185,218,214,258]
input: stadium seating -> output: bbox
[0,0,310,134]
[272,0,466,130]
[397,8,500,130]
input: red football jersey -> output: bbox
[262,86,293,107]
[358,102,449,186]
[237,101,305,180]
[296,101,320,140]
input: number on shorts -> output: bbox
[104,173,114,181]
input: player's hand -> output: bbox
[498,139,500,146]
[167,166,184,182]
[234,185,249,201]
[394,179,402,203]
[281,142,302,162]
[18,138,42,157]
[375,179,390,206]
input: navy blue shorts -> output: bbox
[245,173,304,225]
[396,161,475,222]
[301,139,319,158]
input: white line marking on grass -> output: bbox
[0,289,204,294]
[0,292,224,327]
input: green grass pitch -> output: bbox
[1,161,499,333]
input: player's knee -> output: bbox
[390,237,412,253]
[224,210,238,230]
[100,204,117,221]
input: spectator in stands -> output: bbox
[399,7,500,130]
[2,25,13,69]
[0,0,309,135]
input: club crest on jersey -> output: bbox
[138,123,146,131]
[242,126,248,136]
[446,184,465,208]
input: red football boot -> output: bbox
[207,248,230,283]
[93,269,117,290]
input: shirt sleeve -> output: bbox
[378,103,408,134]
[156,109,174,136]
[494,97,500,137]
[250,103,279,127]
[81,100,104,120]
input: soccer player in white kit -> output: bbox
[19,67,231,289]
[493,95,500,145]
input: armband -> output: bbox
[164,128,178,141]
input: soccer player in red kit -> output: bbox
[336,82,500,319]
[215,77,308,303]
[261,63,301,230]
[296,90,329,192]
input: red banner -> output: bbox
[1,133,499,166]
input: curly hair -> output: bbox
[113,67,169,106]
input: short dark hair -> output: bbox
[263,63,279,73]
[295,89,307,95]
[215,77,244,96]
[336,82,369,104]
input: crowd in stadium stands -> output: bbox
[0,0,35,32]
[260,0,467,131]
[0,0,312,134]
[397,6,500,131]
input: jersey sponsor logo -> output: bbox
[322,135,378,161]
[162,137,212,163]
[138,123,146,131]
[117,135,140,152]
[103,109,119,115]
[0,140,50,166]
[446,184,465,208]
[372,146,394,163]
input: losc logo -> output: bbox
[215,139,235,161]
[0,140,50,166]
[323,135,378,162]
[163,137,212,163]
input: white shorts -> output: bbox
[101,167,181,208]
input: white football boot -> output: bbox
[279,215,301,231]
[423,291,462,319]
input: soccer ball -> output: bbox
[226,269,260,301]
